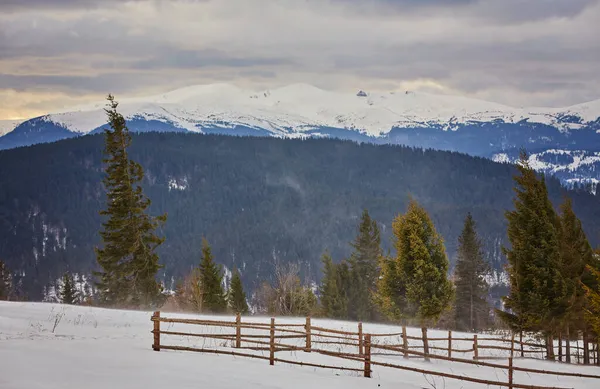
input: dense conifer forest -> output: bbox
[2,132,600,300]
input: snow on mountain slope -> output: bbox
[35,83,600,136]
[1,301,598,389]
[0,120,20,136]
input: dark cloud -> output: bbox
[471,0,599,24]
[131,49,291,70]
[332,0,598,23]
[0,0,143,12]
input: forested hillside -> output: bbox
[1,133,599,300]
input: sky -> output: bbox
[0,0,599,120]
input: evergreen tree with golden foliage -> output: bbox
[94,95,167,309]
[583,263,600,340]
[378,199,454,327]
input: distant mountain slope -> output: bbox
[2,83,599,184]
[2,133,600,300]
[0,120,20,136]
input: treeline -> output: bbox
[5,114,600,302]
[318,205,490,332]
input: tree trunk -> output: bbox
[558,331,563,362]
[546,332,555,361]
[422,327,430,362]
[583,329,590,365]
[470,290,474,331]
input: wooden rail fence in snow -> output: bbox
[150,312,599,389]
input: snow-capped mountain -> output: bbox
[493,149,600,193]
[0,120,20,136]
[2,83,600,184]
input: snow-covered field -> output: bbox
[1,301,598,389]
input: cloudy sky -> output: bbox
[0,0,599,120]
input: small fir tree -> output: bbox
[199,238,227,313]
[453,213,491,332]
[0,260,11,300]
[60,272,79,305]
[94,95,167,308]
[228,268,249,314]
[348,209,383,321]
[319,251,348,319]
[378,199,454,327]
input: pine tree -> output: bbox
[319,251,348,319]
[199,238,227,313]
[453,213,490,332]
[499,151,568,359]
[60,272,79,305]
[94,95,167,309]
[228,268,248,314]
[348,209,383,321]
[378,199,454,327]
[0,260,11,300]
[558,197,594,334]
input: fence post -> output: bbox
[508,357,514,389]
[422,327,430,362]
[402,325,408,359]
[270,317,275,366]
[566,326,571,363]
[358,322,364,357]
[583,329,590,365]
[364,334,371,378]
[235,312,241,349]
[152,311,160,351]
[473,334,479,360]
[305,316,312,353]
[510,332,515,359]
[448,330,452,358]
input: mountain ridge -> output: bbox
[4,83,600,138]
[3,83,600,186]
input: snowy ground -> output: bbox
[1,302,598,389]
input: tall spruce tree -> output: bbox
[558,197,595,336]
[453,213,490,332]
[378,199,454,327]
[94,95,167,308]
[199,238,227,313]
[0,260,11,300]
[228,268,249,314]
[348,209,383,321]
[319,251,348,319]
[60,272,79,305]
[499,151,568,359]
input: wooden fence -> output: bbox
[151,312,600,389]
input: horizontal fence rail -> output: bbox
[151,312,599,389]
